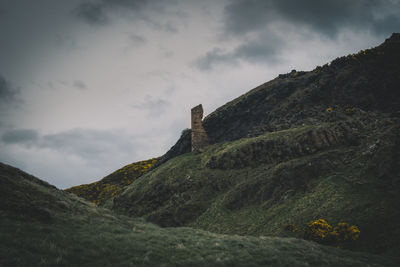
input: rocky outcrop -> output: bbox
[206,120,361,169]
[191,104,209,152]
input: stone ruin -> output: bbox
[191,104,209,152]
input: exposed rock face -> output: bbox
[191,104,209,151]
[206,120,362,170]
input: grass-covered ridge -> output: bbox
[160,33,400,163]
[113,114,400,256]
[66,158,159,206]
[110,35,400,258]
[2,162,395,266]
[3,34,399,265]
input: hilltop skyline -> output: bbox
[1,0,399,188]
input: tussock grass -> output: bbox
[1,162,396,266]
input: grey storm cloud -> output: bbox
[195,0,400,70]
[195,48,238,70]
[1,129,39,146]
[131,96,170,117]
[0,74,21,107]
[195,36,283,70]
[73,0,168,26]
[128,34,146,45]
[0,75,22,128]
[124,33,147,52]
[1,128,136,160]
[73,1,109,25]
[73,80,87,90]
[224,0,400,37]
[0,75,15,101]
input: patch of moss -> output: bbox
[65,158,159,206]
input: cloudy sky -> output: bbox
[1,0,399,188]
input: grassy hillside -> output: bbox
[4,34,398,265]
[112,34,400,258]
[66,158,159,206]
[113,113,400,256]
[2,163,396,266]
[156,33,400,165]
[202,33,400,143]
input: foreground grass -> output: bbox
[1,213,395,267]
[0,162,396,266]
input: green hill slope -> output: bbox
[112,34,400,257]
[65,158,159,206]
[113,118,400,255]
[2,162,396,266]
[156,33,400,165]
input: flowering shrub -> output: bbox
[330,222,360,242]
[303,219,360,246]
[66,158,159,205]
[303,219,332,242]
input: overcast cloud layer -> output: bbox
[0,0,398,188]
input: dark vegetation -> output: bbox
[112,33,400,257]
[158,33,400,162]
[66,158,159,206]
[2,34,400,266]
[113,118,400,256]
[2,162,394,266]
[302,219,360,247]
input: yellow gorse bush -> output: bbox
[66,158,159,205]
[303,219,360,246]
[331,222,360,242]
[303,219,332,242]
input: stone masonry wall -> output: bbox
[191,104,209,151]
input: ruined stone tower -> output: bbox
[191,104,209,152]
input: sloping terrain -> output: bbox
[204,33,400,142]
[2,163,395,266]
[112,34,400,257]
[156,33,400,165]
[66,158,159,206]
[113,116,400,255]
